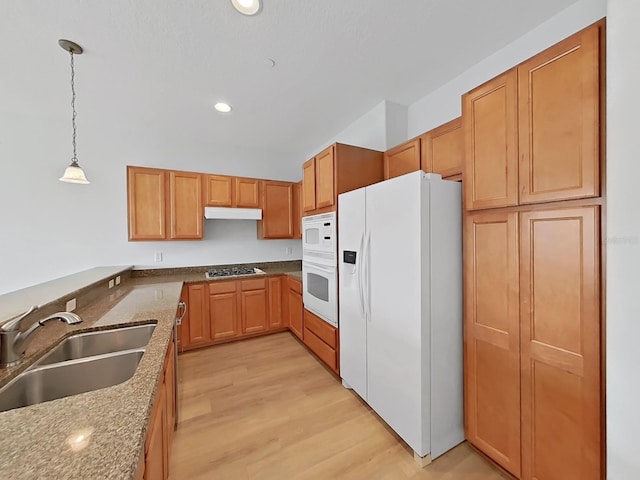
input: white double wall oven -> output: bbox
[302,212,338,327]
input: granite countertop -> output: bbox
[0,277,182,480]
[0,260,302,479]
[285,271,302,282]
[132,260,302,284]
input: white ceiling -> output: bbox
[0,0,580,163]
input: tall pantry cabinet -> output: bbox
[462,21,604,480]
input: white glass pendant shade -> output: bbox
[60,162,90,184]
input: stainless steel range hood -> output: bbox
[204,207,262,220]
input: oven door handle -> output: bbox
[302,261,336,273]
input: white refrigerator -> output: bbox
[338,170,463,462]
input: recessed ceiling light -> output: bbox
[231,0,261,16]
[214,102,232,113]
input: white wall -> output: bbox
[306,100,408,157]
[606,1,640,478]
[407,0,607,137]
[0,114,302,295]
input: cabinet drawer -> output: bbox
[287,277,302,294]
[241,278,267,291]
[303,327,337,371]
[209,281,237,295]
[303,309,336,349]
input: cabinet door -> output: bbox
[144,386,166,480]
[260,181,293,239]
[315,146,335,209]
[235,177,260,208]
[127,166,167,241]
[288,290,303,340]
[292,182,302,239]
[205,175,233,207]
[463,70,518,210]
[421,118,463,178]
[464,211,521,477]
[241,289,268,334]
[209,282,239,341]
[168,171,203,240]
[519,206,601,480]
[187,284,210,346]
[384,138,420,180]
[518,25,600,205]
[302,158,316,212]
[163,341,175,456]
[268,277,283,329]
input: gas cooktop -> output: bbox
[205,267,265,279]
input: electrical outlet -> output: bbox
[109,279,115,289]
[115,275,121,285]
[66,298,77,312]
[285,247,293,256]
[154,252,163,262]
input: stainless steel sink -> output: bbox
[36,324,155,366]
[0,349,145,412]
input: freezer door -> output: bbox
[338,187,367,400]
[365,171,429,456]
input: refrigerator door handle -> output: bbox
[357,233,366,318]
[364,231,372,322]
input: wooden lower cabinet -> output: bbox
[464,211,521,476]
[240,279,268,334]
[185,284,209,347]
[519,206,601,480]
[181,276,290,351]
[287,278,303,340]
[268,277,284,329]
[143,340,176,480]
[464,205,602,480]
[209,281,240,340]
[303,309,339,375]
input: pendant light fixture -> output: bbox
[58,39,90,184]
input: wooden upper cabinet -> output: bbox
[464,211,521,477]
[292,182,302,239]
[205,175,233,207]
[421,117,463,178]
[384,138,421,180]
[259,181,293,239]
[302,144,383,216]
[463,70,519,211]
[235,177,260,208]
[168,171,203,240]
[127,167,167,241]
[302,158,316,212]
[518,25,601,204]
[315,146,335,209]
[519,206,601,480]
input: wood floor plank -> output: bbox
[169,332,506,480]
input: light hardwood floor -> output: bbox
[169,332,506,480]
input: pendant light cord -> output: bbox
[70,50,78,165]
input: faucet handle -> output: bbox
[0,305,39,332]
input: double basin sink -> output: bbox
[0,324,156,413]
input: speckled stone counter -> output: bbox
[0,278,182,480]
[0,260,302,479]
[131,260,302,284]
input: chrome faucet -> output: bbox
[0,305,83,367]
